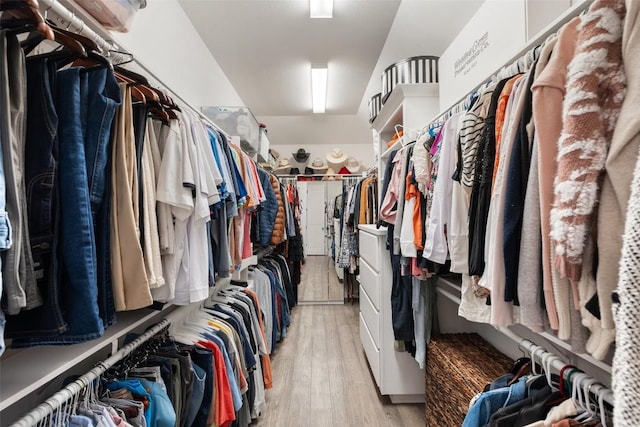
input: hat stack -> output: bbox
[326,148,348,168]
[310,158,328,174]
[292,148,311,164]
[274,158,292,175]
[345,156,362,173]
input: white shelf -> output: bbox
[381,138,403,159]
[371,83,439,136]
[0,305,175,410]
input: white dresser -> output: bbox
[358,224,425,403]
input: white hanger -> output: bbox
[529,346,544,375]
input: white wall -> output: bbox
[260,114,375,168]
[111,0,244,109]
[357,0,485,121]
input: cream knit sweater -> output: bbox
[613,1,640,424]
[550,0,626,284]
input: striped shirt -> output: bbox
[459,82,497,193]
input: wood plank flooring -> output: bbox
[252,303,426,426]
[298,256,344,302]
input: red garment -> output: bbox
[197,340,236,427]
[338,166,350,174]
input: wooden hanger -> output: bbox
[0,0,54,40]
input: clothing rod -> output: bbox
[40,0,116,53]
[427,0,595,127]
[495,326,614,407]
[38,0,232,141]
[9,319,171,427]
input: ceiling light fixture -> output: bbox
[310,0,333,18]
[311,67,328,114]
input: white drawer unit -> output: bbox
[359,258,381,310]
[359,313,381,386]
[360,284,380,347]
[358,224,425,403]
[359,228,381,271]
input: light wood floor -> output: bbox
[253,303,426,426]
[298,256,344,302]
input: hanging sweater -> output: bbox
[531,20,575,333]
[597,0,640,334]
[532,18,581,337]
[549,0,626,283]
[613,134,640,426]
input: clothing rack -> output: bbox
[426,0,596,129]
[497,326,614,409]
[9,319,171,427]
[38,0,233,142]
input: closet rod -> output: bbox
[38,0,233,141]
[424,0,596,129]
[9,319,171,427]
[496,326,614,407]
[39,0,117,55]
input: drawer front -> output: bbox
[359,258,381,310]
[360,285,380,347]
[359,230,380,269]
[360,313,381,387]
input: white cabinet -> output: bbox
[358,224,424,403]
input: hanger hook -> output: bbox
[530,346,543,375]
[599,389,611,427]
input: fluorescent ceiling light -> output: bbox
[310,0,333,18]
[311,67,328,114]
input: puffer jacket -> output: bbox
[270,174,286,245]
[257,169,277,247]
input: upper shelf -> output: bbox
[381,137,403,159]
[370,83,439,136]
[0,305,176,411]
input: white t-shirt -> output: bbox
[153,117,193,302]
[171,111,214,305]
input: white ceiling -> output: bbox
[180,0,401,116]
[179,0,483,118]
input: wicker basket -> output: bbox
[425,333,513,426]
[368,93,382,123]
[381,56,439,104]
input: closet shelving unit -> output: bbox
[0,306,177,412]
[428,0,613,393]
[358,82,439,403]
[0,1,265,423]
[371,83,439,200]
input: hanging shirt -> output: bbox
[424,112,463,264]
[400,170,418,257]
[379,150,403,224]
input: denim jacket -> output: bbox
[462,376,528,427]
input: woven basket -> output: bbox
[425,333,513,426]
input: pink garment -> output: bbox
[530,18,581,331]
[379,151,403,224]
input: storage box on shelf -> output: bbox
[202,106,260,158]
[358,224,424,403]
